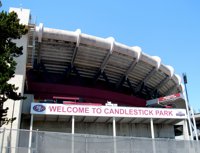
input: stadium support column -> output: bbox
[5,7,30,153]
[71,116,75,153]
[113,117,117,153]
[72,115,75,134]
[150,118,155,139]
[150,118,156,153]
[183,119,189,140]
[6,8,30,130]
[191,108,198,141]
[113,117,116,137]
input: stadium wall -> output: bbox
[1,8,193,153]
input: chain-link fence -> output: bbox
[0,128,200,153]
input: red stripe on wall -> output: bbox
[28,82,146,107]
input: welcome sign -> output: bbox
[31,103,187,119]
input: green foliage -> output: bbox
[0,11,28,126]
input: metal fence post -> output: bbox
[28,114,34,153]
[0,128,5,153]
[35,129,38,153]
[85,135,87,153]
[191,107,198,141]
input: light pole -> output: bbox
[182,73,194,140]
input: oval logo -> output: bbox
[33,105,46,112]
[176,112,185,116]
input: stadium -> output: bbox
[1,7,200,153]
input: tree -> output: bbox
[0,11,28,127]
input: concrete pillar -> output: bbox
[113,117,117,153]
[183,119,190,140]
[2,8,30,153]
[191,108,198,141]
[72,116,75,134]
[5,7,31,130]
[150,118,155,139]
[150,119,156,153]
[113,117,116,137]
[71,116,75,153]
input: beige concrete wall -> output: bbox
[1,8,30,153]
[3,7,30,129]
[21,120,175,138]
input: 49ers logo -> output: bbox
[33,105,46,112]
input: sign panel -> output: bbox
[146,93,185,107]
[158,93,184,103]
[31,103,187,119]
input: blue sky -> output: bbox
[1,0,200,111]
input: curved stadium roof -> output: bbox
[26,23,183,100]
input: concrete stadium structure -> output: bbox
[1,7,200,153]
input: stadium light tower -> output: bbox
[183,73,189,103]
[183,73,199,141]
[182,73,199,140]
[182,73,193,140]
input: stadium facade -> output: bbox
[1,7,200,153]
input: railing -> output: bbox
[0,128,200,153]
